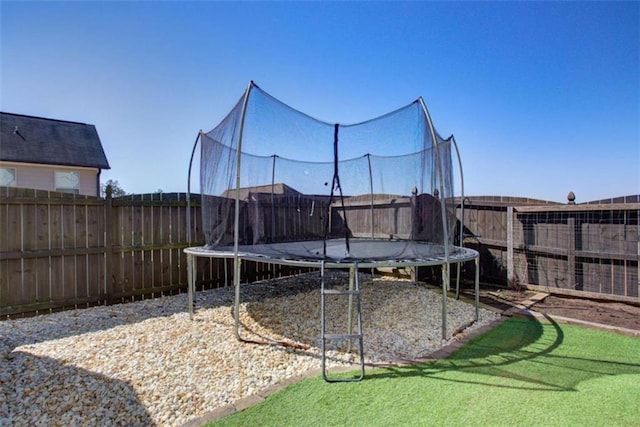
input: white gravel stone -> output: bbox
[1,271,498,426]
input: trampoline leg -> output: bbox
[441,262,449,340]
[320,262,331,380]
[224,258,229,286]
[187,253,194,320]
[455,262,461,299]
[234,256,242,341]
[347,266,354,352]
[475,256,480,321]
[355,265,365,378]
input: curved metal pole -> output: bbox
[367,154,375,276]
[186,131,203,246]
[451,135,465,299]
[270,154,277,276]
[367,154,374,241]
[451,135,465,247]
[186,131,202,318]
[270,154,278,243]
[418,97,450,261]
[234,81,255,341]
[418,97,450,340]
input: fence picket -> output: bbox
[1,188,638,317]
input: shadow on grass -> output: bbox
[364,315,640,391]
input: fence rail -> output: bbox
[0,187,312,318]
[2,188,638,318]
[460,197,639,301]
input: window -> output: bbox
[55,171,80,194]
[0,167,16,187]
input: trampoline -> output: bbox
[185,238,477,267]
[184,81,480,381]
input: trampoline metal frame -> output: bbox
[184,244,480,342]
[185,82,481,380]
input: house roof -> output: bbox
[221,183,302,199]
[0,112,110,169]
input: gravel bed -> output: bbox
[1,271,499,426]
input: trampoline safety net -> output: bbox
[196,81,463,263]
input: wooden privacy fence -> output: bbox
[0,187,309,318]
[337,194,413,239]
[1,188,108,317]
[460,196,639,301]
[2,188,638,317]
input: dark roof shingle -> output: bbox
[0,112,110,169]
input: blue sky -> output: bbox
[1,1,638,203]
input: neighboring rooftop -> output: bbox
[221,183,301,199]
[0,112,110,169]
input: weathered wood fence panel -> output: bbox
[2,188,638,318]
[250,195,328,242]
[458,201,511,284]
[108,192,214,303]
[0,188,317,317]
[337,195,413,239]
[0,188,223,317]
[461,197,639,300]
[0,188,109,314]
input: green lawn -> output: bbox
[210,317,640,426]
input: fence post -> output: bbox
[567,216,576,290]
[507,206,514,287]
[104,185,113,305]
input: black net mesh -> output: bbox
[199,82,460,262]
